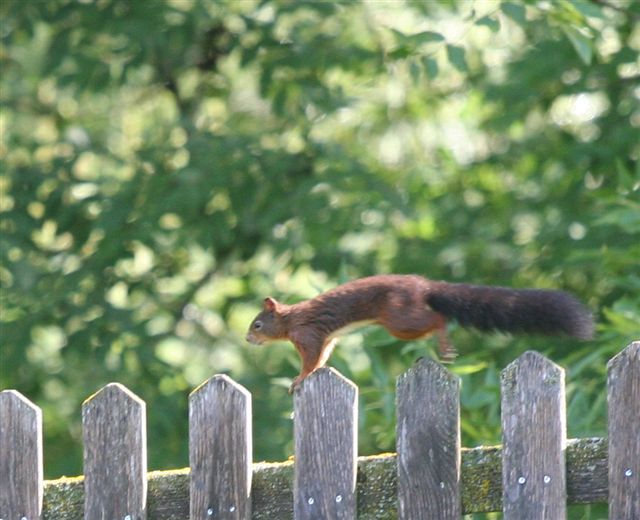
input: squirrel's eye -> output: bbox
[253,320,263,330]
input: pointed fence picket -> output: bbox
[82,382,147,520]
[0,391,42,520]
[396,357,460,519]
[607,342,640,520]
[294,368,358,519]
[189,374,252,520]
[500,351,567,519]
[0,341,638,519]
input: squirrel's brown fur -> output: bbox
[246,275,593,392]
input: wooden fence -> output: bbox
[1,341,638,519]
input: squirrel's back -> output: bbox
[292,274,428,327]
[295,274,594,340]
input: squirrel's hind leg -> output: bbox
[378,307,457,362]
[435,324,457,363]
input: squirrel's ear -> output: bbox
[263,297,278,311]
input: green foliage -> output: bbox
[1,6,638,519]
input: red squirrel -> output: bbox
[246,274,593,393]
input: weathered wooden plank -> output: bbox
[565,437,607,504]
[607,340,640,519]
[252,461,294,520]
[41,438,609,518]
[293,368,358,519]
[189,374,252,520]
[43,476,85,520]
[396,358,460,518]
[500,351,566,519]
[0,390,43,520]
[356,454,396,520]
[82,383,147,520]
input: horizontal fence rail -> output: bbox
[1,341,638,519]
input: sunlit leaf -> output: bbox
[563,25,593,65]
[569,0,606,20]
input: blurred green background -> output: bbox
[1,0,638,516]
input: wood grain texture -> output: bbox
[82,383,147,520]
[607,340,640,520]
[189,374,252,520]
[0,390,43,520]
[396,358,460,519]
[293,368,358,520]
[500,351,566,520]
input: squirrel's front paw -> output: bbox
[288,377,301,394]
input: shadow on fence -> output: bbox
[1,341,638,519]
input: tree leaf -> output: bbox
[562,26,593,65]
[476,15,500,33]
[409,59,421,84]
[446,44,468,73]
[570,0,606,20]
[501,2,527,26]
[388,45,412,60]
[390,28,444,57]
[422,56,439,80]
[411,30,445,44]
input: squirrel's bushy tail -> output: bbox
[426,282,594,340]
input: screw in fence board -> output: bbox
[82,383,147,520]
[607,341,640,520]
[293,368,358,520]
[500,351,566,520]
[0,390,43,520]
[395,358,461,519]
[189,375,252,520]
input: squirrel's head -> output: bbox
[246,297,287,344]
